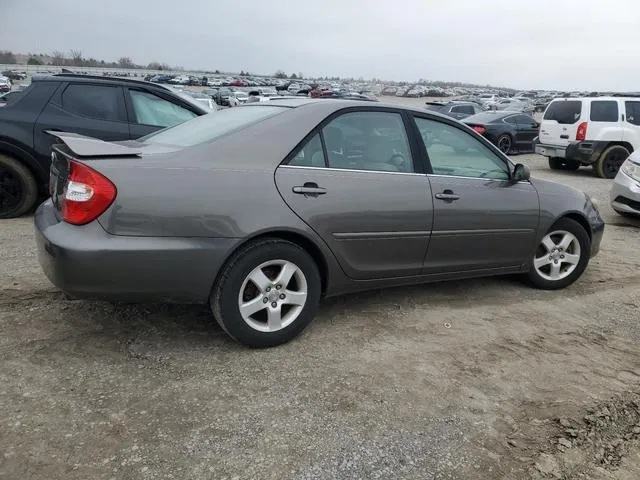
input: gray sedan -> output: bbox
[35,99,604,347]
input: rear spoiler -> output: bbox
[46,131,142,158]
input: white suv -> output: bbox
[535,97,640,178]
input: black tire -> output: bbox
[496,134,512,154]
[526,217,591,290]
[594,145,629,179]
[564,160,581,171]
[211,238,321,348]
[548,157,564,170]
[0,154,38,219]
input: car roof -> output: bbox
[243,98,464,124]
[32,73,173,91]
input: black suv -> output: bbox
[0,74,210,218]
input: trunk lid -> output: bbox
[538,100,583,147]
[46,131,142,212]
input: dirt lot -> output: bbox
[1,141,640,477]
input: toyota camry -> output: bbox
[35,99,604,347]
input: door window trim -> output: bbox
[411,113,515,179]
[280,105,428,175]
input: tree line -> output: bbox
[0,49,175,71]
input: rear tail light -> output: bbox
[576,122,588,142]
[62,160,116,225]
[472,125,486,134]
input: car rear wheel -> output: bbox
[526,218,590,290]
[564,160,581,170]
[548,157,564,170]
[595,145,629,179]
[211,238,321,348]
[497,134,512,154]
[0,154,38,219]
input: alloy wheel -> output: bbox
[498,136,511,154]
[238,260,308,332]
[533,230,581,281]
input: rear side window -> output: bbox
[62,84,122,122]
[590,101,618,122]
[503,116,518,124]
[543,100,582,124]
[626,101,640,126]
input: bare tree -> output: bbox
[51,50,66,66]
[70,49,83,66]
[118,57,134,69]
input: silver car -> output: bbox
[35,99,605,348]
[610,152,640,216]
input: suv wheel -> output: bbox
[0,154,38,219]
[595,145,629,179]
[526,217,590,290]
[211,238,321,348]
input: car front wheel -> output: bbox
[211,238,321,348]
[526,218,591,290]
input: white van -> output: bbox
[535,97,640,178]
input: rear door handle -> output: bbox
[435,190,460,201]
[292,182,326,196]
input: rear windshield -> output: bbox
[543,100,582,124]
[141,105,286,147]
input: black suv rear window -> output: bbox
[590,101,618,122]
[543,100,582,124]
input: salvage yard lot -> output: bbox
[1,153,639,479]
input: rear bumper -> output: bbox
[610,171,640,215]
[535,139,607,165]
[34,200,239,303]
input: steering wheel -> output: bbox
[388,153,409,172]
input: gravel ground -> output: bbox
[1,104,640,479]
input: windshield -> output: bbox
[141,105,286,147]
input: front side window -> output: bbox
[62,84,122,122]
[129,89,198,128]
[321,111,414,173]
[590,101,618,122]
[414,117,510,180]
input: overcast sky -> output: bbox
[2,0,639,91]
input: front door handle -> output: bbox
[292,182,327,196]
[435,190,460,201]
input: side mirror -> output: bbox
[513,163,531,182]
